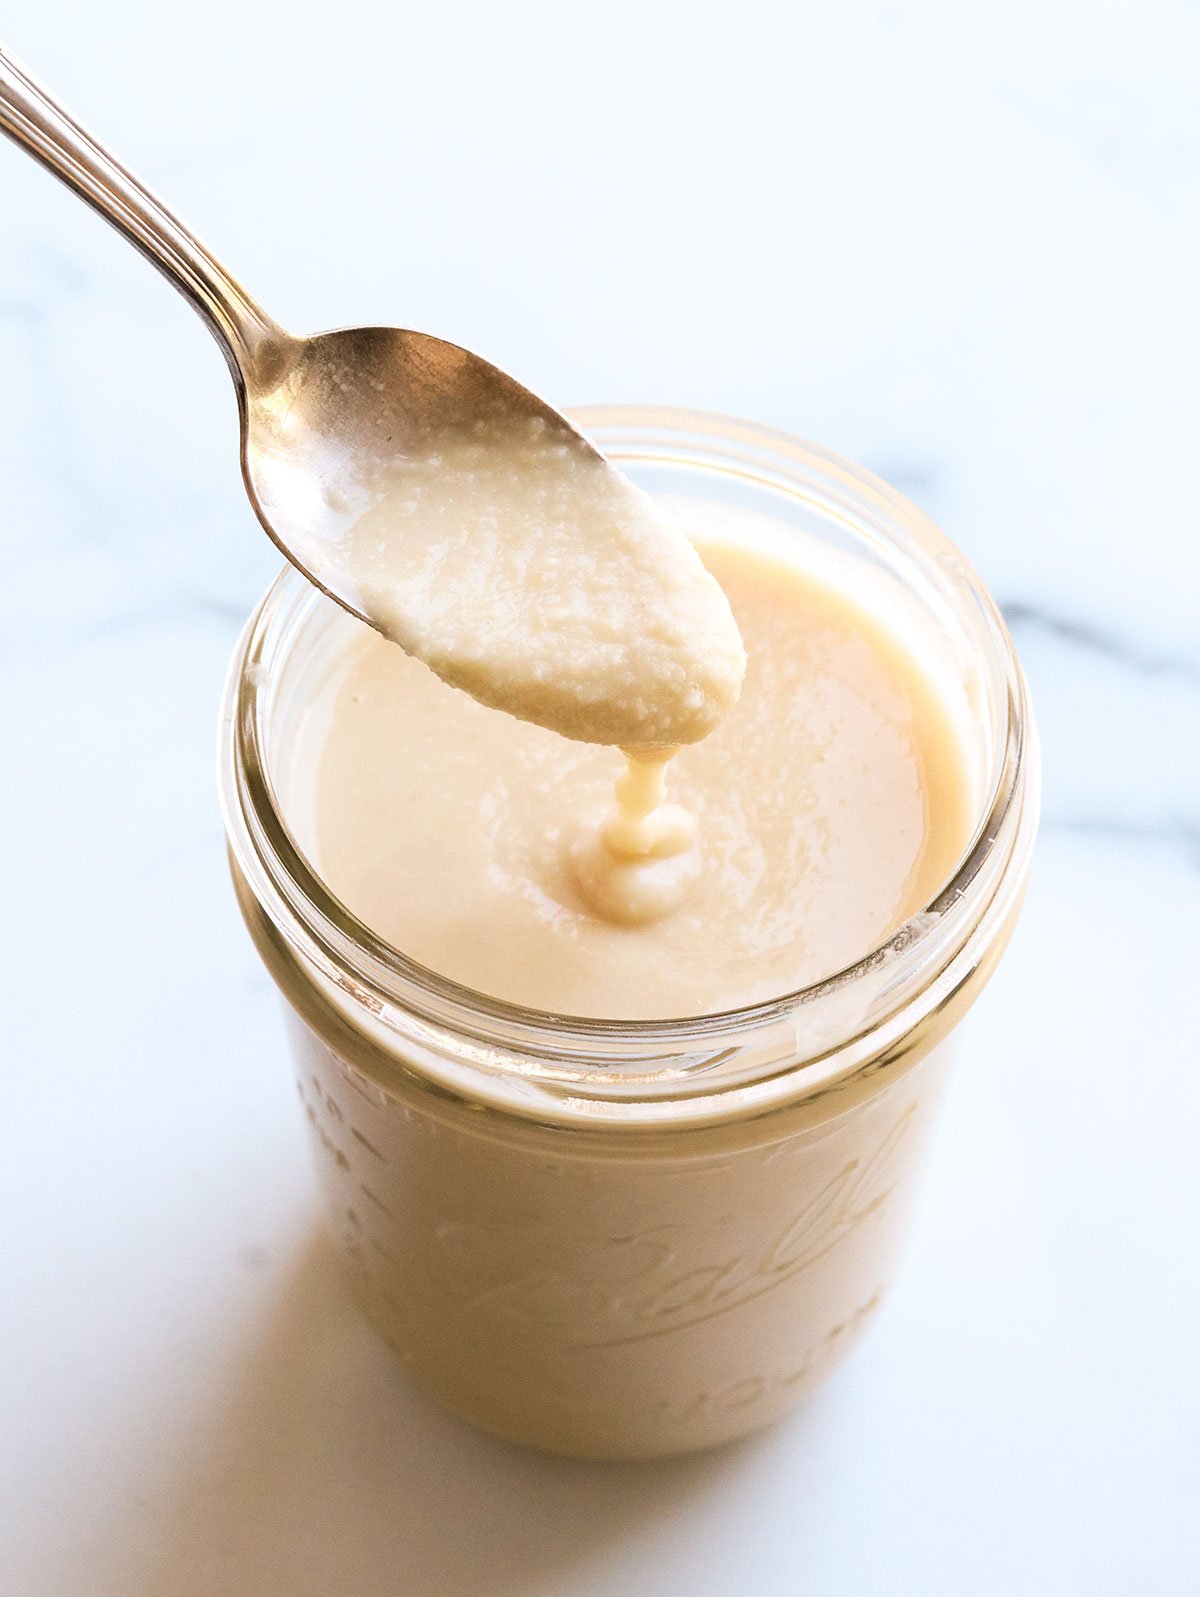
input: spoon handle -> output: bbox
[0,45,285,382]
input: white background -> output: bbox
[1,2,1198,1592]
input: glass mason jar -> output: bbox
[219,407,1039,1460]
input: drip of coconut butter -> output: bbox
[570,748,700,926]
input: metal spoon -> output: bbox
[0,46,603,630]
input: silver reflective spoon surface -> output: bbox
[0,46,603,623]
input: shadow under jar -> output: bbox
[219,407,1039,1460]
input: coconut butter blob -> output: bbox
[321,418,747,748]
[287,500,975,1021]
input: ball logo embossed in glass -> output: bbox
[410,1103,916,1343]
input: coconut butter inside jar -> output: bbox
[221,409,1038,1459]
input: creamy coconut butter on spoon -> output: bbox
[338,417,745,748]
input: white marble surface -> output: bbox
[1,2,1197,1593]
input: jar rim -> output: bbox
[219,406,1039,1119]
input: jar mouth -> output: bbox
[219,407,1038,1109]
